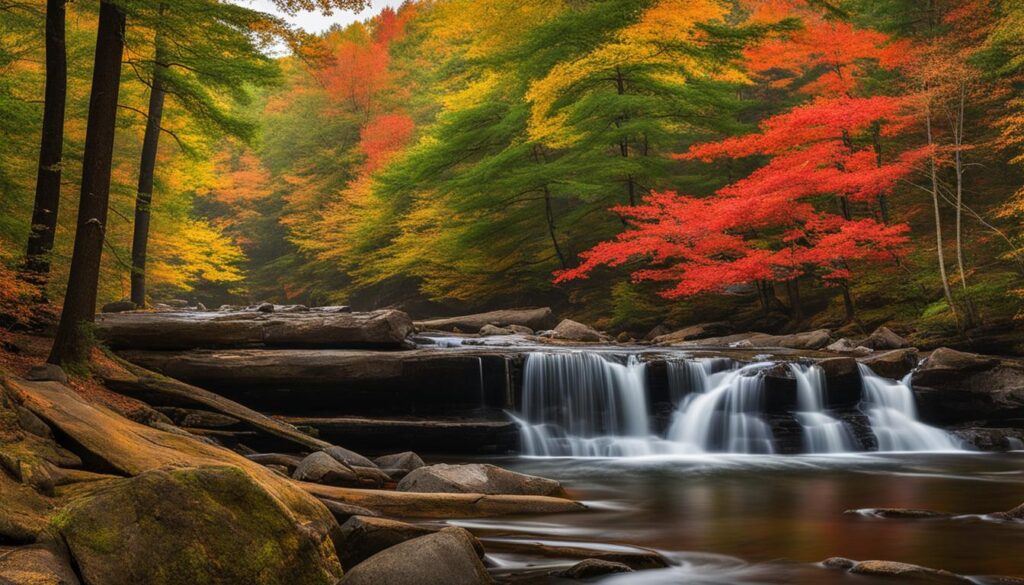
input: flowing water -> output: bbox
[466,452,1024,583]
[515,351,960,456]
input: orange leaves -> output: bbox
[359,113,415,173]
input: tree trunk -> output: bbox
[951,82,976,327]
[130,31,167,308]
[542,186,567,270]
[870,121,890,224]
[48,1,126,366]
[840,284,856,323]
[925,99,960,330]
[23,0,67,290]
[786,278,803,322]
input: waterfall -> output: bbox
[789,364,857,453]
[666,361,776,454]
[517,352,673,456]
[857,364,961,451]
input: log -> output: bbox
[277,416,519,454]
[299,482,586,518]
[415,308,556,333]
[97,356,332,452]
[95,309,413,350]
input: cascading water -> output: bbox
[666,361,776,454]
[516,352,675,456]
[513,351,962,457]
[857,364,961,451]
[789,364,857,453]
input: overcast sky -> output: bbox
[241,0,407,36]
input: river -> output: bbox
[452,452,1024,583]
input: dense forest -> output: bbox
[3,0,1024,355]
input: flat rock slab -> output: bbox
[279,416,518,454]
[0,542,80,585]
[398,463,567,497]
[96,309,413,350]
[299,482,586,518]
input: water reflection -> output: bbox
[469,453,1024,583]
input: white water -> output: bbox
[857,363,961,451]
[515,352,962,457]
[789,364,857,453]
[666,361,776,454]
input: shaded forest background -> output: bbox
[3,0,1024,348]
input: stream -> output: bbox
[462,452,1024,583]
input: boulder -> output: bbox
[100,300,136,313]
[951,426,1024,451]
[672,330,832,350]
[324,445,377,469]
[826,338,872,354]
[484,540,669,570]
[255,302,275,313]
[95,309,414,350]
[912,348,1024,424]
[550,319,603,343]
[292,451,360,486]
[554,558,634,579]
[478,324,513,336]
[859,326,910,350]
[848,560,970,583]
[338,527,492,585]
[821,557,857,570]
[508,324,534,335]
[397,463,566,497]
[772,329,832,350]
[859,348,919,380]
[25,364,67,384]
[318,499,381,523]
[415,308,556,333]
[993,503,1024,521]
[155,407,240,429]
[373,452,424,479]
[338,515,438,569]
[55,466,342,585]
[0,541,80,585]
[652,322,734,345]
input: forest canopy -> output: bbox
[2,0,1023,344]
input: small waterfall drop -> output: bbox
[858,364,961,451]
[789,364,857,453]
[516,352,672,456]
[666,361,776,454]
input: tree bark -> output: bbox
[951,82,976,326]
[48,1,126,366]
[786,278,803,322]
[23,0,67,289]
[130,28,167,308]
[925,99,960,330]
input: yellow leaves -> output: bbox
[148,218,245,292]
[525,0,733,145]
[441,71,501,113]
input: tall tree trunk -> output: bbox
[925,99,960,330]
[870,121,890,224]
[951,82,976,327]
[840,284,856,323]
[130,30,167,308]
[542,186,567,270]
[786,277,803,322]
[48,1,126,366]
[23,0,67,291]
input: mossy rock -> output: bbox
[53,465,342,585]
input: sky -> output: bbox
[241,0,407,35]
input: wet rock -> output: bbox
[195,302,207,311]
[155,407,240,429]
[292,451,359,486]
[55,466,342,585]
[644,323,672,341]
[164,299,189,308]
[373,451,424,479]
[951,426,1024,451]
[324,445,377,469]
[859,326,911,350]
[774,329,832,350]
[246,452,305,472]
[992,502,1024,521]
[673,330,832,350]
[398,463,566,497]
[338,527,492,585]
[319,499,381,524]
[553,558,634,579]
[255,301,275,313]
[615,332,632,343]
[484,540,669,570]
[100,299,136,313]
[844,508,953,519]
[912,348,1024,424]
[508,324,534,335]
[25,364,67,384]
[848,560,970,582]
[479,324,514,336]
[279,304,309,313]
[313,305,353,313]
[821,557,857,570]
[0,541,80,585]
[826,338,872,354]
[416,308,556,334]
[338,515,438,570]
[351,465,391,487]
[551,319,604,343]
[859,348,919,380]
[652,322,734,344]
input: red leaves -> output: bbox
[359,113,415,173]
